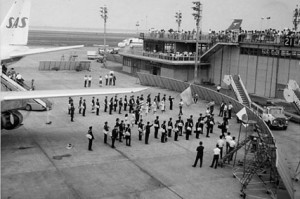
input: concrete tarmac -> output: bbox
[2,48,299,199]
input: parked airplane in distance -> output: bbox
[118,38,143,48]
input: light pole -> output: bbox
[100,5,108,67]
[175,11,182,32]
[192,1,202,84]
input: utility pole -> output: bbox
[192,1,202,84]
[100,5,108,67]
[175,11,182,32]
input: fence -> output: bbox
[39,61,91,71]
[136,72,294,199]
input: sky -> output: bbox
[0,0,299,32]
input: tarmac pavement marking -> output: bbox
[26,127,83,199]
[115,147,185,199]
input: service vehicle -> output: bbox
[261,106,289,130]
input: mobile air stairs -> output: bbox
[283,80,300,114]
[1,73,51,111]
[223,75,252,107]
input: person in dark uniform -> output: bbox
[134,108,140,125]
[138,119,144,141]
[109,97,113,115]
[167,117,173,137]
[70,103,75,122]
[68,97,73,114]
[185,119,192,140]
[205,115,212,137]
[91,97,95,112]
[118,98,123,114]
[195,118,202,139]
[177,116,184,136]
[161,120,167,143]
[168,96,174,110]
[125,124,131,146]
[96,98,100,115]
[162,94,166,102]
[111,126,118,148]
[84,75,88,87]
[119,120,125,142]
[103,121,109,144]
[218,117,229,137]
[174,122,179,141]
[199,114,205,134]
[78,97,82,114]
[189,115,194,134]
[124,95,128,111]
[129,96,134,113]
[114,96,118,112]
[157,93,161,103]
[87,126,94,151]
[104,96,108,112]
[82,99,86,117]
[145,121,153,144]
[193,141,204,167]
[113,75,116,86]
[154,116,160,139]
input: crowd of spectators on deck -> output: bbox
[147,27,300,45]
[142,27,300,62]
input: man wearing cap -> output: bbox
[87,126,94,151]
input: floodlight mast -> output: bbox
[192,1,202,84]
[100,6,108,67]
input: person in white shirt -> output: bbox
[210,145,221,169]
[84,75,88,87]
[217,135,225,159]
[223,103,228,118]
[225,132,233,153]
[228,137,236,162]
[178,99,183,116]
[99,76,103,87]
[88,75,92,87]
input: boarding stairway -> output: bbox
[1,73,50,110]
[201,42,238,60]
[223,75,251,107]
[283,80,300,114]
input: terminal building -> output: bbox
[119,32,300,99]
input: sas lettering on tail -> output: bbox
[6,17,28,28]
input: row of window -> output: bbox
[240,47,300,59]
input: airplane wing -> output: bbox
[9,45,84,58]
[1,87,148,101]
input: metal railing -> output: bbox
[136,72,294,199]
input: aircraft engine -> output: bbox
[1,110,23,130]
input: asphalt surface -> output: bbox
[1,48,299,199]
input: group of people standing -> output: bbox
[69,89,237,170]
[83,72,117,88]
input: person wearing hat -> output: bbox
[87,126,94,151]
[103,121,109,144]
[111,126,118,148]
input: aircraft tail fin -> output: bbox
[0,0,31,46]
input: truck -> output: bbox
[261,106,289,130]
[87,51,103,62]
